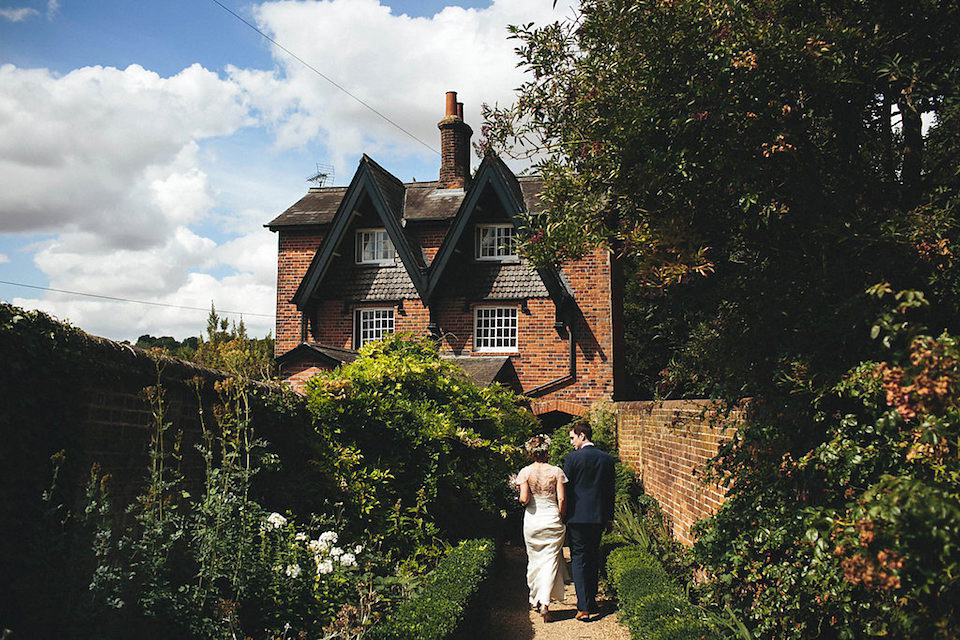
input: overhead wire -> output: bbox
[209,0,440,156]
[4,2,440,327]
[0,279,274,319]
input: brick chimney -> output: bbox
[437,91,472,189]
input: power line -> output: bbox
[210,0,440,156]
[0,279,274,318]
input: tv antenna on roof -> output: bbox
[307,163,335,187]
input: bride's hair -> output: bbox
[524,434,551,462]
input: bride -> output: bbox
[516,434,568,622]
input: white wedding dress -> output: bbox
[517,463,568,608]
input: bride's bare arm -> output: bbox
[556,474,567,519]
[519,478,530,505]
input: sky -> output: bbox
[0,0,570,343]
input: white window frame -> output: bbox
[356,308,395,347]
[474,306,518,352]
[475,224,517,261]
[356,228,395,264]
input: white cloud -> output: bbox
[246,0,567,173]
[0,63,251,239]
[0,0,565,342]
[0,7,38,22]
[0,253,9,263]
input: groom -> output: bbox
[563,420,615,621]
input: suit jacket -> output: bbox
[563,444,615,524]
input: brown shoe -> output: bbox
[541,608,552,623]
[575,611,590,621]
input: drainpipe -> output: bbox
[526,313,576,397]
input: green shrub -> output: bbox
[607,545,721,640]
[304,334,535,556]
[627,594,694,633]
[650,614,721,640]
[368,538,496,640]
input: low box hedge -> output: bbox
[606,545,721,640]
[367,538,496,640]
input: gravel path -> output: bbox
[465,541,632,640]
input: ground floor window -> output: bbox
[355,308,394,347]
[474,306,518,352]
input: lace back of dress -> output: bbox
[527,466,558,498]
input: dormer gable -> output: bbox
[291,155,426,310]
[425,155,574,311]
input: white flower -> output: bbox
[319,530,338,547]
[339,553,357,567]
[307,539,323,555]
[317,559,334,575]
[295,532,308,542]
[265,512,287,529]
[285,564,302,578]
[354,545,363,554]
[330,546,343,558]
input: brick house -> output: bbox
[266,92,626,425]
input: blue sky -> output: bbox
[0,0,566,342]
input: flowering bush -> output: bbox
[255,515,369,636]
[694,287,960,638]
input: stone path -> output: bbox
[466,541,632,640]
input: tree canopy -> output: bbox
[487,0,960,635]
[486,0,960,400]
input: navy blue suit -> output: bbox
[563,443,615,613]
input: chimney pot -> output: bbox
[445,91,458,117]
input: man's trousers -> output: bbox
[566,522,604,612]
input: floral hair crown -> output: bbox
[524,434,551,456]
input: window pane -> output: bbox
[358,308,394,346]
[477,225,515,259]
[358,229,393,263]
[475,307,517,350]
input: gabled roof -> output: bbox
[275,342,359,368]
[265,186,348,230]
[424,155,574,307]
[291,155,427,310]
[281,153,573,313]
[442,355,522,393]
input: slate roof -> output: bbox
[275,343,359,368]
[434,261,550,300]
[266,187,347,229]
[315,261,419,301]
[265,177,541,229]
[441,355,521,392]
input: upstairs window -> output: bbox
[356,228,394,264]
[474,306,518,352]
[355,308,394,347]
[476,224,516,260]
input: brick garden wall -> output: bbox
[617,400,743,545]
[2,326,305,518]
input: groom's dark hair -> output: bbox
[569,420,592,441]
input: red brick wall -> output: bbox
[617,400,742,545]
[555,247,617,406]
[275,230,324,355]
[273,237,618,410]
[418,228,447,263]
